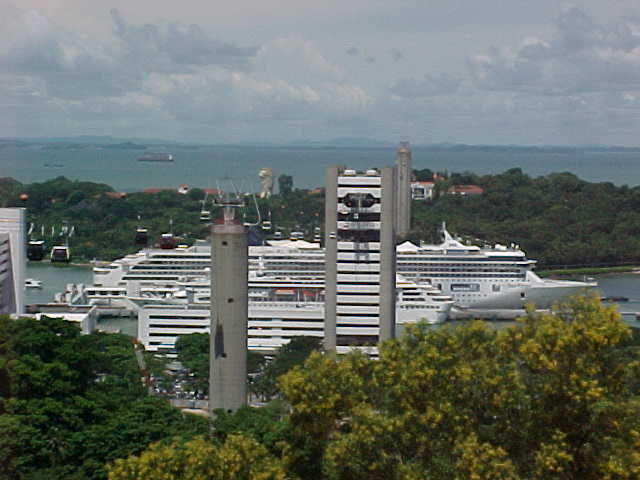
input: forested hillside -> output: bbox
[411,168,640,267]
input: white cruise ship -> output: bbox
[395,228,596,309]
[90,229,594,311]
[130,273,453,353]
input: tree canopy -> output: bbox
[106,295,640,479]
[278,294,640,479]
[0,316,209,480]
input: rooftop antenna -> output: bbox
[210,176,249,412]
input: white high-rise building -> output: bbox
[0,208,26,315]
[324,166,396,354]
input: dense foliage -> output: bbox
[411,168,640,268]
[4,297,640,479]
[109,295,640,479]
[175,333,319,399]
[0,316,209,480]
[0,176,323,262]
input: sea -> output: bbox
[2,144,640,191]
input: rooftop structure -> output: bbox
[447,185,484,196]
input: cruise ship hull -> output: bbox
[466,281,594,310]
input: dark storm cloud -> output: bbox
[390,73,460,97]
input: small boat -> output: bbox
[601,296,629,303]
[25,278,43,288]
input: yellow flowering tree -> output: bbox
[280,294,640,479]
[107,434,287,480]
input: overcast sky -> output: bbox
[1,1,639,145]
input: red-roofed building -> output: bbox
[105,191,127,199]
[447,185,484,196]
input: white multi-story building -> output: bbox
[324,166,397,354]
[0,208,26,315]
[411,181,435,201]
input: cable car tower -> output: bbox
[209,185,248,414]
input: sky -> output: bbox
[1,1,639,145]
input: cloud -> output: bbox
[469,6,640,94]
[0,8,258,100]
[109,9,257,70]
[390,73,461,97]
[390,49,404,61]
[252,36,345,84]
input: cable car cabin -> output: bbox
[261,220,272,231]
[159,233,177,249]
[134,227,148,246]
[27,240,45,261]
[50,245,70,263]
[200,210,211,222]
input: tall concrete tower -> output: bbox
[0,208,26,315]
[324,166,396,355]
[395,142,412,238]
[209,196,248,414]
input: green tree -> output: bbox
[107,435,287,480]
[252,336,322,400]
[0,316,209,480]
[277,175,293,196]
[279,295,640,479]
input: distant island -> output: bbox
[1,136,639,152]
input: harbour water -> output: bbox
[3,145,640,191]
[26,263,640,336]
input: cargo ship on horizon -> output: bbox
[137,152,174,162]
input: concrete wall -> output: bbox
[395,144,412,238]
[379,167,397,342]
[210,221,248,413]
[323,166,339,351]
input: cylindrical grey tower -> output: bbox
[209,219,248,414]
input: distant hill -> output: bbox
[1,136,638,152]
